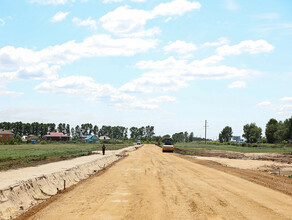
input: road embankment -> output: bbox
[0,145,142,220]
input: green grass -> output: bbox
[0,143,132,170]
[175,142,292,153]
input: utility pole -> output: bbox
[204,120,207,144]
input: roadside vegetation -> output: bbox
[0,143,132,171]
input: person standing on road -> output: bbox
[102,144,106,155]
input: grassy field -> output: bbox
[0,143,132,171]
[175,142,292,153]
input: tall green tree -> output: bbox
[93,125,99,135]
[274,121,288,143]
[284,117,292,141]
[172,132,184,142]
[130,127,139,139]
[243,123,262,143]
[219,126,233,143]
[66,124,70,136]
[189,132,194,142]
[75,125,82,139]
[265,118,278,143]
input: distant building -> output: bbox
[231,136,241,143]
[84,135,99,143]
[43,132,70,142]
[22,135,39,142]
[0,130,14,142]
[99,136,110,141]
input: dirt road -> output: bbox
[23,144,292,220]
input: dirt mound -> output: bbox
[174,148,292,163]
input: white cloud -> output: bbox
[280,97,292,102]
[163,40,197,54]
[104,0,146,2]
[72,17,98,30]
[0,18,5,26]
[201,37,229,47]
[0,90,23,97]
[120,56,258,93]
[217,40,274,56]
[228,81,246,88]
[50,11,70,22]
[100,5,155,37]
[29,0,73,5]
[35,76,171,110]
[257,101,272,107]
[0,34,158,82]
[257,99,292,116]
[100,1,201,37]
[152,0,201,16]
[224,0,239,10]
[148,96,177,103]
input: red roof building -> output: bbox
[0,130,14,142]
[43,132,70,142]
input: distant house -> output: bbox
[0,130,14,142]
[84,135,99,143]
[43,132,70,142]
[231,136,241,143]
[99,136,110,141]
[22,135,39,142]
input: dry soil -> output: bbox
[19,144,292,220]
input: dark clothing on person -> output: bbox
[102,144,106,155]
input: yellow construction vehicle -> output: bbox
[162,137,174,152]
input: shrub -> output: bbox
[40,140,47,145]
[14,135,23,144]
[282,140,288,144]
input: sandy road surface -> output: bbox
[24,145,292,220]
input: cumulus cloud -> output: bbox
[0,34,158,82]
[100,6,155,37]
[50,11,70,22]
[257,101,272,107]
[148,96,177,103]
[72,17,98,29]
[120,55,258,93]
[103,0,146,2]
[29,0,81,5]
[201,37,229,47]
[280,97,292,102]
[100,0,201,37]
[35,76,174,110]
[228,81,246,88]
[217,40,274,56]
[257,99,292,116]
[0,90,23,97]
[163,40,197,54]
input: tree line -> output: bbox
[218,116,292,143]
[163,132,208,143]
[0,122,155,140]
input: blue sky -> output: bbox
[0,0,292,139]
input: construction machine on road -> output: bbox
[162,137,174,152]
